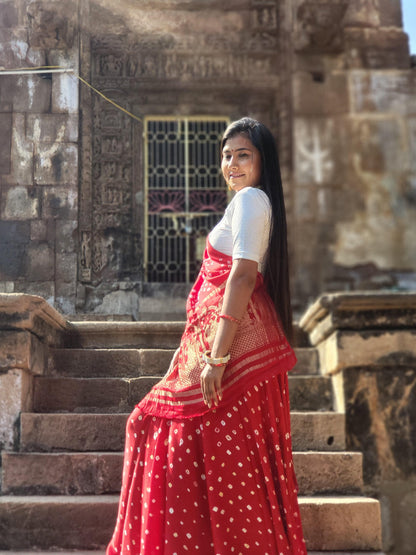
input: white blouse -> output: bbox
[209,187,271,273]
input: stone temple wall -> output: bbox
[292,0,416,306]
[0,0,415,318]
[0,0,80,314]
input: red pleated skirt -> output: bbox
[106,373,307,554]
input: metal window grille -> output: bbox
[144,117,229,283]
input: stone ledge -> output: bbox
[300,291,416,345]
[319,329,416,375]
[0,293,71,347]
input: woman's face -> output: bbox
[221,134,262,192]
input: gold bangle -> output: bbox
[202,350,230,366]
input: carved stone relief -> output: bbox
[294,0,349,52]
[81,92,140,284]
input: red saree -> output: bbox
[106,242,307,554]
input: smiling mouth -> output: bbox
[229,174,244,179]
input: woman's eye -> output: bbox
[239,153,248,159]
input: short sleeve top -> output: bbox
[209,187,271,272]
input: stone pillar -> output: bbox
[300,291,416,555]
[0,294,69,451]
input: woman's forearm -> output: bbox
[211,259,257,358]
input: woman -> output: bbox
[107,118,307,554]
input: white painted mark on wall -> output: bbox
[297,124,334,185]
[14,118,66,170]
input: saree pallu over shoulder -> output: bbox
[138,241,297,419]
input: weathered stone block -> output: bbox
[0,495,118,550]
[55,281,77,315]
[334,117,416,270]
[55,252,77,282]
[294,452,363,494]
[380,479,416,555]
[27,243,55,281]
[289,375,333,411]
[94,290,140,321]
[378,0,404,28]
[343,0,403,29]
[344,28,410,69]
[299,497,382,551]
[0,281,14,293]
[27,0,76,49]
[0,330,47,375]
[33,377,131,413]
[290,411,346,451]
[1,75,52,113]
[0,368,32,450]
[35,144,78,185]
[293,71,349,116]
[318,330,416,376]
[52,72,79,114]
[42,186,78,219]
[0,221,29,280]
[294,186,317,222]
[345,368,416,485]
[407,118,416,177]
[20,412,128,452]
[2,452,122,495]
[14,281,55,305]
[0,294,69,347]
[10,113,33,185]
[294,1,348,53]
[294,117,348,186]
[2,186,40,220]
[30,220,48,241]
[55,219,77,253]
[27,114,79,143]
[66,321,185,349]
[350,71,416,115]
[343,0,381,28]
[0,1,18,27]
[0,112,12,174]
[49,348,143,378]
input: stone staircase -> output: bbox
[0,321,383,553]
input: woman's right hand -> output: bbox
[200,363,225,408]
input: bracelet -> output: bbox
[202,350,231,367]
[219,313,241,325]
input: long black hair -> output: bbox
[221,117,293,343]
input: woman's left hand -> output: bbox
[200,363,226,408]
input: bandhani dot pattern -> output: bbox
[106,374,307,554]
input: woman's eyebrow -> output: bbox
[222,147,253,153]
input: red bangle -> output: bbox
[219,313,241,325]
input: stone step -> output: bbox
[67,321,185,349]
[66,321,309,350]
[0,495,382,551]
[291,347,319,375]
[48,348,174,378]
[20,411,345,453]
[298,497,382,552]
[1,451,362,496]
[48,346,318,378]
[33,374,332,413]
[289,375,332,410]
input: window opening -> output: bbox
[144,117,229,282]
